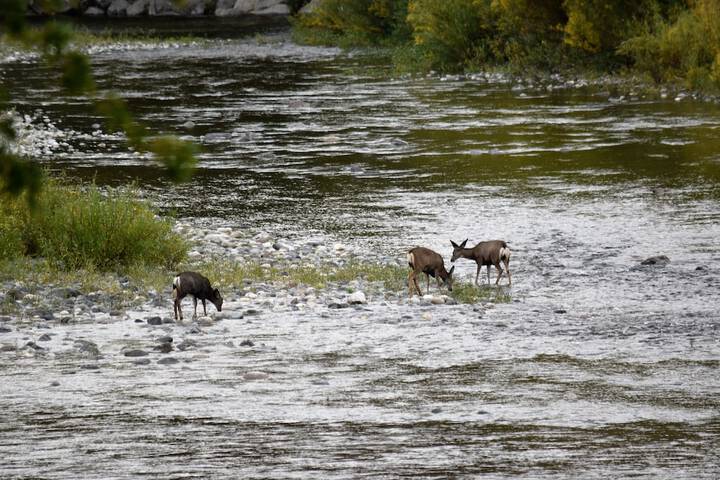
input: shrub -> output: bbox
[0,179,187,271]
[407,0,497,71]
[492,0,567,65]
[293,0,410,47]
[620,1,720,89]
[562,0,658,54]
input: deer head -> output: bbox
[450,239,468,262]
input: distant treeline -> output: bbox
[294,0,720,90]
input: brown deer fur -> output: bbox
[407,247,455,297]
[450,239,511,286]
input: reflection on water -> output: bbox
[1,19,719,478]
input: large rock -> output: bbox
[150,0,182,15]
[84,6,106,14]
[107,0,129,15]
[185,0,210,15]
[641,255,670,266]
[216,0,288,16]
[127,0,150,16]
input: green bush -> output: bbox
[620,1,720,89]
[293,0,410,47]
[0,179,187,271]
[407,0,497,71]
[562,0,657,54]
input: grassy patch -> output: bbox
[190,258,408,292]
[0,178,188,272]
[450,282,512,304]
[189,257,509,304]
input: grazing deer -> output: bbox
[407,247,455,297]
[172,271,223,321]
[450,239,511,286]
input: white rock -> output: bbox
[243,371,269,380]
[347,291,366,304]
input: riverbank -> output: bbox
[0,215,510,365]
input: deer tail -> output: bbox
[499,246,511,262]
[172,275,180,299]
[406,251,415,268]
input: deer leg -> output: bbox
[407,270,415,297]
[475,264,481,286]
[193,297,198,319]
[173,299,178,321]
[202,299,207,316]
[504,257,512,286]
[425,273,431,294]
[495,262,504,285]
[413,274,423,297]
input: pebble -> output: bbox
[146,316,163,326]
[157,358,179,365]
[243,371,269,381]
[123,349,149,357]
[176,340,196,351]
[240,339,254,347]
[641,255,670,266]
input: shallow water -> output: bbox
[1,19,719,478]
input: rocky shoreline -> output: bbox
[26,0,296,17]
[0,221,483,370]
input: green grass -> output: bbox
[189,257,510,304]
[450,282,512,304]
[0,178,188,272]
[0,178,510,306]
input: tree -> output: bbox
[0,0,197,205]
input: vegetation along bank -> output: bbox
[294,0,720,94]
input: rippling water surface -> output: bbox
[1,18,719,478]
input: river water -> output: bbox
[1,18,719,478]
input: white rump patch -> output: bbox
[500,247,511,260]
[407,252,415,267]
[173,276,181,289]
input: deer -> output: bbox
[172,271,223,321]
[407,246,455,297]
[450,239,511,286]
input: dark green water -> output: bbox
[1,19,719,479]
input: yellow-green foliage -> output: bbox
[562,0,656,53]
[450,282,511,304]
[493,0,566,43]
[195,258,407,292]
[294,0,719,91]
[407,0,495,70]
[0,179,188,271]
[293,0,410,46]
[620,0,720,89]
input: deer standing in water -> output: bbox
[450,239,512,286]
[172,271,223,321]
[407,247,455,297]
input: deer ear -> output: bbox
[460,239,468,248]
[450,240,458,248]
[449,265,455,275]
